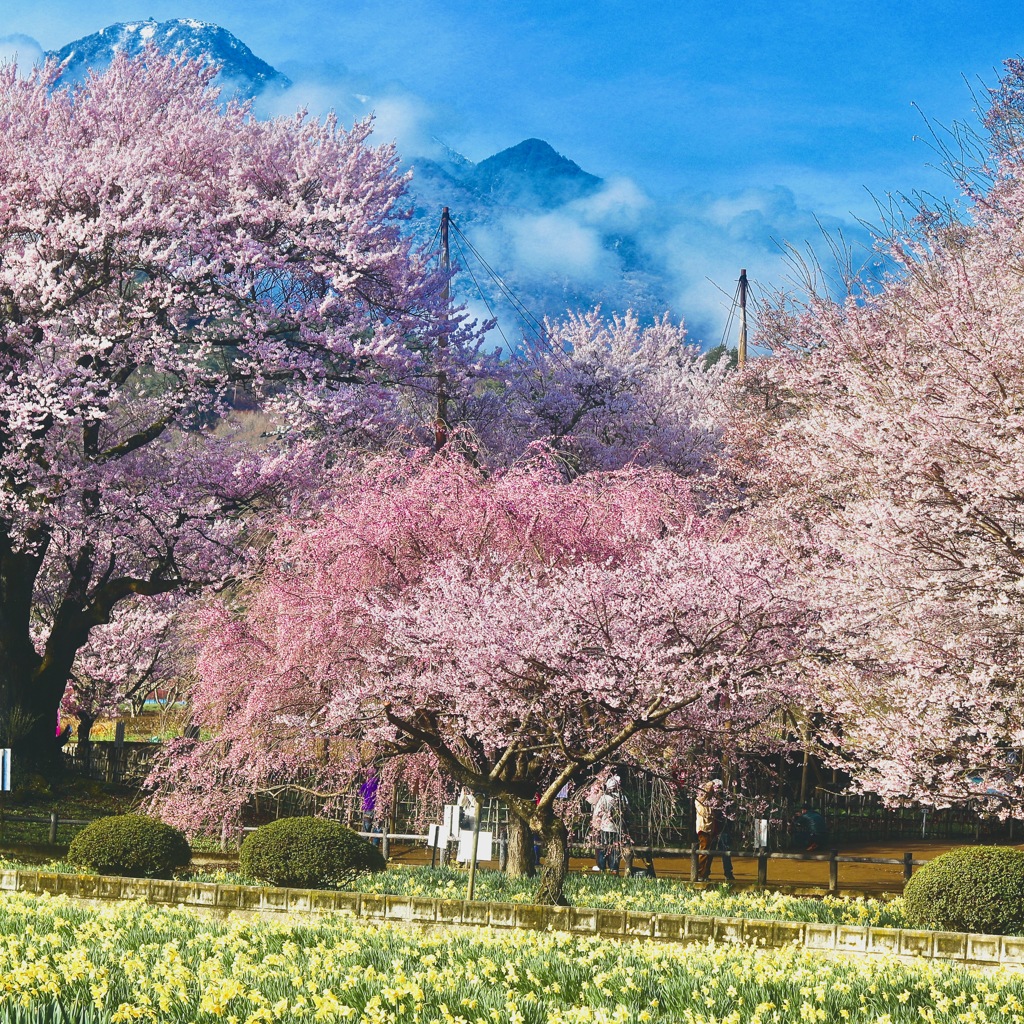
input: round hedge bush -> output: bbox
[240,817,386,889]
[903,845,1024,935]
[68,814,191,879]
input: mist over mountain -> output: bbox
[41,19,746,344]
[408,139,674,339]
[47,19,291,99]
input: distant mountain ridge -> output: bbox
[46,19,673,332]
[47,18,291,99]
[472,138,603,208]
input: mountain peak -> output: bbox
[48,19,291,99]
[478,138,599,180]
[472,138,602,208]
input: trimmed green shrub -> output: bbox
[68,814,191,878]
[903,845,1024,935]
[240,816,386,889]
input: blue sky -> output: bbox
[2,1,1022,341]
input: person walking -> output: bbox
[456,786,477,865]
[588,773,626,873]
[695,778,723,881]
[792,803,828,851]
[712,789,736,882]
[359,767,380,847]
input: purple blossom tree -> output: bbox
[0,50,479,764]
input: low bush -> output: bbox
[240,816,385,889]
[903,845,1024,935]
[67,814,191,878]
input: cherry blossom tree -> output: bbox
[156,454,810,903]
[58,593,191,756]
[480,310,727,475]
[0,51,481,764]
[728,58,1024,809]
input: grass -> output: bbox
[0,776,141,850]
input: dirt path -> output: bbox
[383,839,1017,893]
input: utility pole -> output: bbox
[738,268,748,367]
[434,207,451,452]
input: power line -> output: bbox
[445,215,553,357]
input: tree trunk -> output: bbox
[77,713,95,775]
[504,812,536,878]
[19,653,75,773]
[0,545,51,773]
[533,814,570,905]
[0,542,43,723]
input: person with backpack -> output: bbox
[711,788,736,882]
[793,803,828,851]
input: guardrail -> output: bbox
[662,845,923,890]
[0,813,94,844]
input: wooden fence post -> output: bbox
[49,812,58,845]
[757,849,768,888]
[903,850,913,882]
[690,845,699,882]
[829,849,839,892]
[112,721,125,784]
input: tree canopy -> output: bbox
[0,49,476,759]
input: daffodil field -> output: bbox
[1,859,911,931]
[351,868,907,929]
[1,890,1022,1024]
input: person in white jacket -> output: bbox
[588,774,626,873]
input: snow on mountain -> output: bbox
[47,19,291,99]
[48,20,672,336]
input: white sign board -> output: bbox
[0,748,10,792]
[443,804,460,835]
[754,819,768,849]
[427,823,450,849]
[457,829,493,863]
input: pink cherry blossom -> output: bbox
[155,453,811,902]
[0,50,475,760]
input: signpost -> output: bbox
[0,748,10,844]
[427,798,496,889]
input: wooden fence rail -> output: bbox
[1,812,930,892]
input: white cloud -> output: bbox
[0,33,43,75]
[504,211,610,282]
[654,185,878,345]
[252,67,450,163]
[568,176,650,230]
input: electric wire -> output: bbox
[446,217,553,356]
[449,231,514,356]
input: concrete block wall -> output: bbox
[2,868,1022,967]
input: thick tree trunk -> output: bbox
[533,814,570,905]
[0,543,47,759]
[504,812,537,878]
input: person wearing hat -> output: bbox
[695,778,724,881]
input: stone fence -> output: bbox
[2,867,1022,968]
